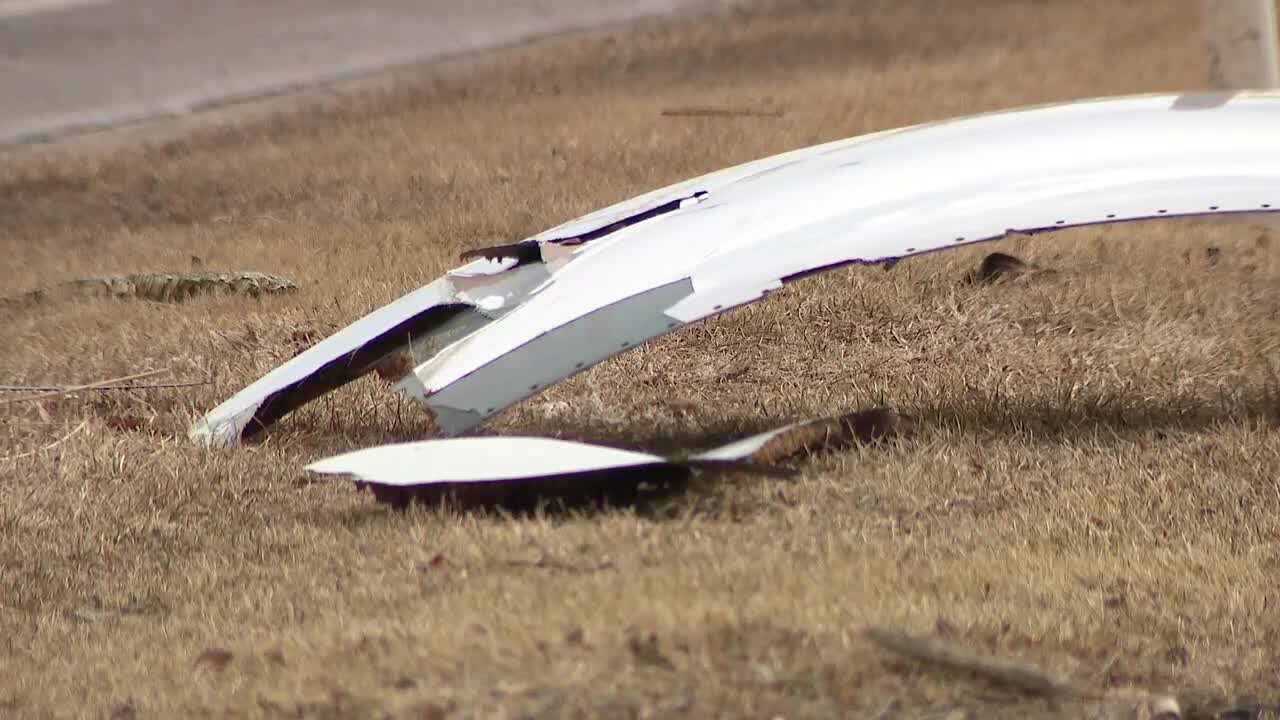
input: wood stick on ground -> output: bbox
[864,628,1181,718]
[0,378,208,393]
[865,627,1076,698]
[0,369,170,405]
[660,107,784,118]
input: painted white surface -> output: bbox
[305,437,666,485]
[191,91,1280,442]
[404,91,1280,432]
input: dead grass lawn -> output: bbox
[3,1,1280,717]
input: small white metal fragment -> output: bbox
[305,437,669,486]
[304,409,895,505]
[689,407,902,464]
[689,424,810,463]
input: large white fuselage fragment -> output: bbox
[402,91,1280,433]
[190,91,1280,445]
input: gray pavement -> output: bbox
[0,0,726,147]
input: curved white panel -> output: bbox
[406,91,1280,433]
[191,91,1280,444]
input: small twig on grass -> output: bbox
[864,627,1182,718]
[0,378,208,393]
[660,107,784,118]
[504,557,617,574]
[0,419,88,462]
[865,627,1075,697]
[0,369,169,405]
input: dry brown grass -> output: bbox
[3,1,1280,717]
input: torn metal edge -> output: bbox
[188,192,712,446]
[186,259,556,446]
[400,278,696,435]
[304,435,683,510]
[194,91,1280,445]
[189,277,459,447]
[357,465,694,511]
[689,407,904,465]
[394,91,1280,434]
[303,408,899,508]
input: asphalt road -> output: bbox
[0,0,725,147]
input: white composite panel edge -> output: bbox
[304,436,667,485]
[187,254,557,446]
[406,91,1280,432]
[188,277,457,447]
[524,126,915,242]
[687,423,807,462]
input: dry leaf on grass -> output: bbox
[103,416,148,433]
[416,553,449,571]
[961,252,1059,285]
[627,633,676,671]
[193,648,235,671]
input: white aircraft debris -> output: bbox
[304,408,900,508]
[305,436,686,509]
[191,91,1280,446]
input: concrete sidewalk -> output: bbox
[0,0,726,148]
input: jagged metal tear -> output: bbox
[393,279,695,433]
[303,419,811,495]
[191,90,1280,445]
[187,260,546,446]
[187,191,706,445]
[397,90,1280,435]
